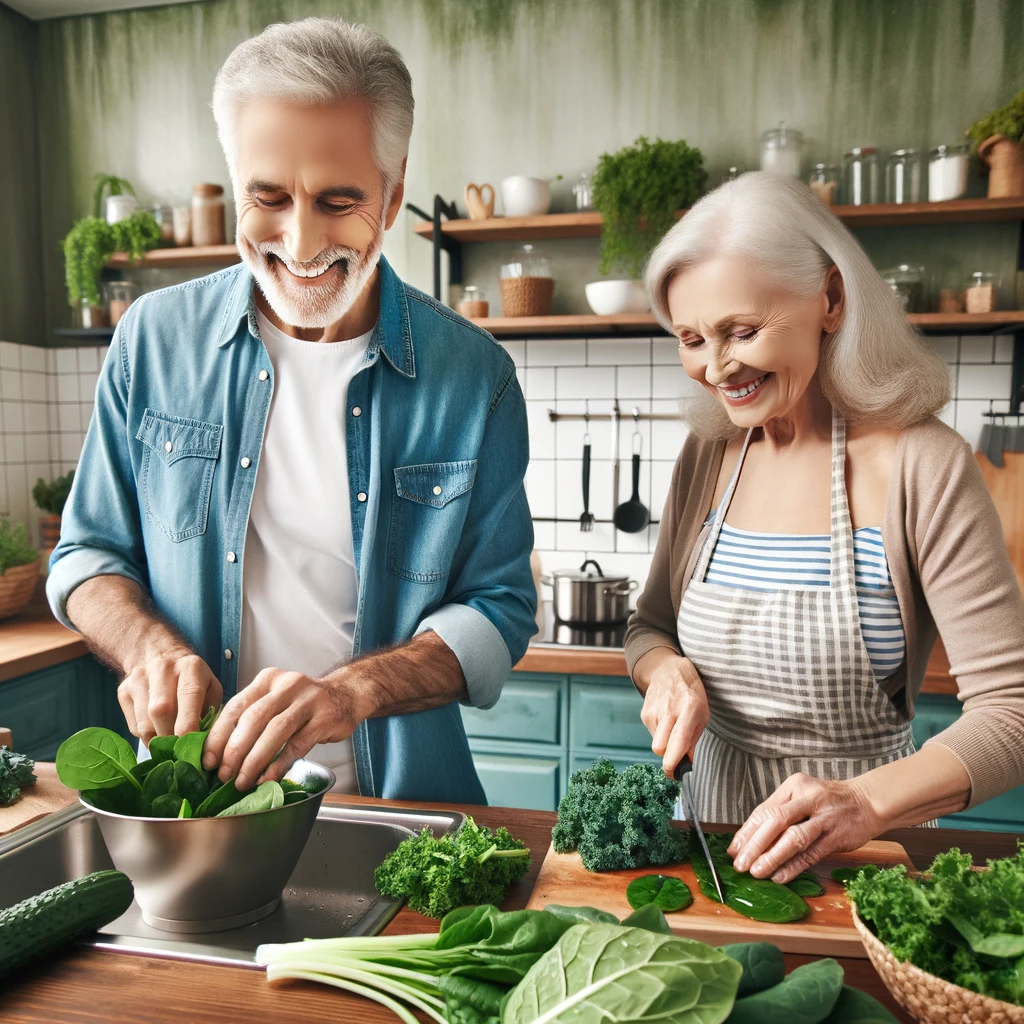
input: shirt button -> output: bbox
[258,369,269,381]
[357,492,367,502]
[164,441,173,453]
[226,551,236,563]
[224,649,233,660]
[240,456,252,468]
[433,485,442,496]
[352,406,362,417]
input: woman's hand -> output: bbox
[727,774,882,883]
[636,649,711,776]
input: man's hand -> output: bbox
[118,651,223,743]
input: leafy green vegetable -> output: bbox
[194,779,242,817]
[820,985,899,1023]
[503,922,742,1024]
[283,790,309,805]
[172,731,207,774]
[198,705,219,731]
[147,736,177,764]
[830,867,863,885]
[55,727,141,792]
[543,905,619,927]
[786,872,825,898]
[620,903,674,934]
[374,816,530,919]
[724,958,844,1024]
[0,765,20,806]
[82,780,142,816]
[149,793,184,817]
[626,873,692,913]
[552,759,690,872]
[32,470,75,516]
[215,780,284,816]
[437,973,503,1024]
[0,520,40,574]
[0,747,36,806]
[178,798,192,819]
[720,942,786,997]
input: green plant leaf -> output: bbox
[32,470,75,515]
[199,705,220,731]
[130,759,158,782]
[820,985,899,1023]
[620,903,673,934]
[56,727,141,792]
[149,792,184,817]
[626,873,692,913]
[147,735,177,764]
[438,973,506,1024]
[785,872,825,898]
[719,942,785,997]
[172,731,207,774]
[141,759,175,812]
[82,780,142,816]
[178,798,192,819]
[170,760,208,807]
[0,520,40,575]
[195,779,242,817]
[946,915,1024,958]
[215,779,284,817]
[543,905,620,927]
[724,958,844,1024]
[282,790,309,805]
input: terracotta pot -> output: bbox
[39,514,61,548]
[977,134,1024,198]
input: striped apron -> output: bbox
[676,408,924,824]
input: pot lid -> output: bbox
[550,558,630,583]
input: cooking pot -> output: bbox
[541,559,637,626]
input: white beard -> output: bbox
[238,223,385,331]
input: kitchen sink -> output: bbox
[0,801,463,968]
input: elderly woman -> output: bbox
[625,172,1024,884]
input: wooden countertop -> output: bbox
[2,783,1023,1023]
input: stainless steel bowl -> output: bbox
[84,758,336,933]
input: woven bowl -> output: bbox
[852,903,1024,1024]
[0,559,40,620]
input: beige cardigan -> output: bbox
[623,416,1024,809]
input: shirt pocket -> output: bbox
[387,460,478,584]
[136,409,223,542]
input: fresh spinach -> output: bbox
[172,731,208,774]
[503,922,742,1024]
[820,985,899,1023]
[195,780,242,817]
[625,873,692,912]
[178,798,192,819]
[149,793,184,817]
[82,781,142,816]
[543,905,619,927]
[148,735,177,764]
[720,942,786,997]
[786,872,825,898]
[437,973,504,1024]
[199,705,219,731]
[141,758,208,815]
[215,780,284,817]
[724,958,844,1024]
[620,903,673,934]
[282,790,309,805]
[830,866,866,884]
[56,727,142,792]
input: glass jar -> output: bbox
[885,149,921,204]
[79,297,110,329]
[964,271,1001,314]
[808,163,839,205]
[572,173,593,211]
[929,144,969,202]
[880,264,926,312]
[456,285,489,319]
[105,193,138,225]
[843,148,880,205]
[172,205,192,247]
[720,165,745,185]
[191,183,226,247]
[760,124,804,178]
[105,280,137,326]
[150,204,175,245]
[499,244,554,317]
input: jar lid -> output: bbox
[930,144,969,156]
[193,183,224,197]
[888,148,919,157]
[500,243,552,279]
[845,146,879,157]
[762,122,804,143]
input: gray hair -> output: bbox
[212,18,414,195]
[644,172,951,439]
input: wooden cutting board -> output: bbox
[525,838,914,958]
[0,763,77,838]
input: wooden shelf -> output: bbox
[412,197,1024,243]
[106,244,239,268]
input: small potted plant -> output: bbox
[966,86,1024,198]
[588,136,707,315]
[33,470,75,549]
[0,521,41,620]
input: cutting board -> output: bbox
[0,763,77,838]
[525,838,915,958]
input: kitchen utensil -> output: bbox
[87,758,335,933]
[584,280,650,315]
[673,754,724,903]
[611,402,620,523]
[541,559,637,626]
[525,837,916,957]
[500,175,551,217]
[463,182,495,220]
[613,416,650,533]
[579,432,594,532]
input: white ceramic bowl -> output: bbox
[585,280,650,316]
[501,176,551,218]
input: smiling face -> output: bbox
[234,99,405,330]
[667,255,843,429]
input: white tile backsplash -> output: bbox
[956,362,1012,400]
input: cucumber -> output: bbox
[0,869,134,979]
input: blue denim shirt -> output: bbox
[47,256,537,804]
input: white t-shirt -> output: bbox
[237,308,371,793]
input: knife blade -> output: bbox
[674,754,725,905]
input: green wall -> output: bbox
[19,0,1024,333]
[0,2,43,345]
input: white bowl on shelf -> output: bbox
[585,280,650,316]
[501,176,552,218]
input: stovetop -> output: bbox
[529,601,628,650]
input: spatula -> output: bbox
[613,431,650,533]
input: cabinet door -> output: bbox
[570,750,662,777]
[471,753,563,812]
[0,662,82,760]
[462,677,563,745]
[570,681,651,753]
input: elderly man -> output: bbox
[47,18,536,803]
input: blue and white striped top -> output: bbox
[704,522,906,680]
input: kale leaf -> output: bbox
[0,746,36,788]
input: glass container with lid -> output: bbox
[885,149,921,204]
[880,263,926,312]
[150,203,174,244]
[499,244,554,317]
[191,183,226,246]
[964,271,1001,314]
[572,173,593,211]
[843,148,879,205]
[456,285,489,320]
[929,144,970,202]
[105,193,139,225]
[760,123,804,178]
[808,163,839,204]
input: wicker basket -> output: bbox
[0,559,41,620]
[499,276,554,317]
[851,904,1024,1024]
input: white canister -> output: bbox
[105,193,139,224]
[500,176,552,218]
[928,145,969,202]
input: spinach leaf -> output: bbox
[195,779,242,817]
[172,731,208,774]
[831,866,870,885]
[170,760,208,807]
[543,905,620,927]
[720,941,785,997]
[820,985,899,1023]
[147,735,177,764]
[620,903,673,934]
[503,922,742,1024]
[437,974,505,1024]
[141,759,176,812]
[626,873,692,913]
[215,780,284,817]
[56,727,141,792]
[946,914,1024,958]
[149,792,184,817]
[786,872,825,898]
[178,798,192,819]
[724,958,844,1024]
[199,705,220,731]
[130,760,158,783]
[82,780,142,816]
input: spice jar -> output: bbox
[499,245,554,317]
[843,148,880,205]
[456,286,489,319]
[760,124,804,178]
[808,163,839,205]
[929,144,969,201]
[191,183,226,247]
[885,149,921,204]
[964,271,1001,314]
[880,264,926,313]
[938,288,964,314]
[105,280,137,326]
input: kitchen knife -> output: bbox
[674,754,725,904]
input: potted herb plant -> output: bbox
[0,521,41,620]
[587,136,707,315]
[966,86,1024,198]
[93,173,137,221]
[33,470,74,549]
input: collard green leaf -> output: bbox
[544,905,620,927]
[785,872,825,898]
[503,922,742,1024]
[719,941,786,997]
[626,873,692,912]
[56,727,141,791]
[195,779,242,817]
[620,903,673,934]
[172,731,208,774]
[820,985,899,1023]
[724,958,844,1024]
[215,779,284,817]
[148,735,177,764]
[178,798,192,819]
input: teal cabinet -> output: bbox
[471,752,564,812]
[462,675,564,746]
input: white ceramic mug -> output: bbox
[501,176,552,218]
